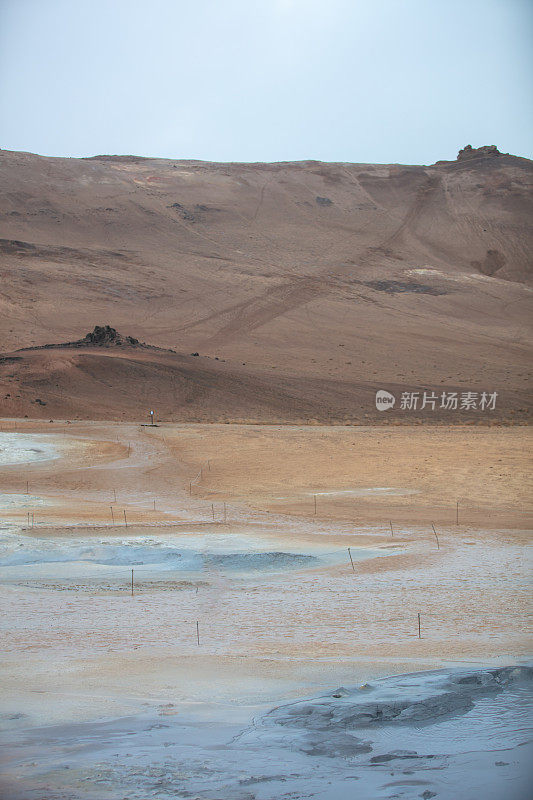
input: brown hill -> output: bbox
[0,147,531,423]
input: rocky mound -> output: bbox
[77,325,140,347]
[18,326,158,351]
[457,144,502,161]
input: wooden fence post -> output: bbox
[431,523,440,549]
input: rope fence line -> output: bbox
[3,453,530,652]
[7,608,528,650]
[8,515,522,565]
[13,457,533,525]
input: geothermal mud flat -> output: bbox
[0,420,531,799]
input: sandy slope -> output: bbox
[0,148,532,422]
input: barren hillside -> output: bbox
[0,146,531,422]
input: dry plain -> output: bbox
[0,419,531,798]
[0,420,531,716]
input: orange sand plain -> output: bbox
[0,420,531,728]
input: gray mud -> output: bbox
[1,664,531,800]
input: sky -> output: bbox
[0,0,532,164]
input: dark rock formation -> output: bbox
[457,144,501,161]
[17,326,147,352]
[81,325,139,346]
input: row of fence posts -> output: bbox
[105,457,219,527]
[14,421,463,647]
[25,500,229,529]
[127,567,202,643]
[110,500,227,527]
[21,486,454,531]
[22,444,447,646]
[312,494,460,525]
[22,463,460,530]
[128,565,424,644]
[347,521,441,572]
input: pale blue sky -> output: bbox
[1,0,532,164]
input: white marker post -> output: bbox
[150,410,154,426]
